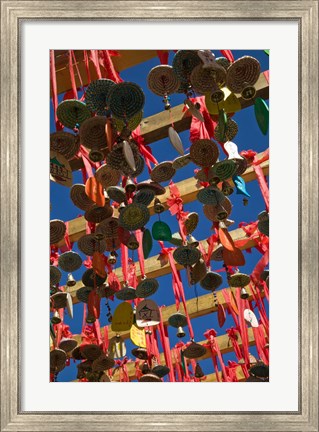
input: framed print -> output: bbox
[1,1,318,431]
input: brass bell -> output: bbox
[176,326,186,338]
[141,361,151,374]
[154,198,165,214]
[107,252,117,265]
[125,178,137,194]
[86,313,96,324]
[240,287,249,299]
[67,273,76,287]
[89,148,104,162]
[94,232,105,241]
[51,310,61,324]
[222,181,234,196]
[127,233,139,250]
[188,235,199,248]
[215,203,228,221]
[195,362,205,378]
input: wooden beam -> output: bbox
[52,50,158,96]
[68,226,260,305]
[72,283,264,345]
[58,154,269,247]
[68,71,269,171]
[111,327,257,381]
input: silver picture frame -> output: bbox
[1,1,318,430]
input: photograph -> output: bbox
[50,49,270,383]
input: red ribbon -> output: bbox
[135,229,145,278]
[121,243,129,284]
[156,50,169,65]
[131,126,158,174]
[167,181,188,242]
[99,50,123,83]
[236,289,250,365]
[220,50,235,63]
[114,356,130,382]
[241,149,270,211]
[158,307,176,382]
[89,50,102,79]
[68,50,78,100]
[204,329,231,382]
[49,50,63,131]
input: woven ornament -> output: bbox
[172,50,202,82]
[173,245,201,266]
[79,116,107,150]
[135,277,159,298]
[84,204,113,224]
[81,268,107,288]
[109,82,145,120]
[119,203,150,231]
[183,342,207,359]
[58,251,82,272]
[50,219,66,245]
[190,139,219,167]
[70,184,95,211]
[147,65,180,96]
[226,56,260,94]
[50,131,80,160]
[150,161,176,183]
[57,99,91,129]
[50,265,62,286]
[85,78,115,116]
[95,164,121,189]
[197,186,225,205]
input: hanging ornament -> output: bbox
[130,324,147,348]
[111,302,134,332]
[136,299,161,327]
[232,174,251,198]
[168,312,187,338]
[152,220,172,241]
[142,228,153,259]
[254,97,269,135]
[108,335,127,359]
[168,126,184,155]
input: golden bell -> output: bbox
[51,310,61,324]
[125,178,137,194]
[188,235,199,248]
[89,148,104,162]
[107,252,117,265]
[222,181,234,196]
[127,233,139,250]
[86,313,96,324]
[215,203,228,221]
[240,287,249,299]
[176,326,186,338]
[67,273,76,287]
[154,198,165,214]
